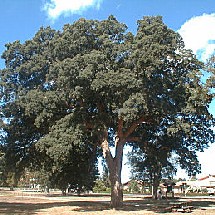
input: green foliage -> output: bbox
[93,179,111,193]
[5,172,16,188]
[206,54,215,90]
[0,152,8,186]
[128,133,177,195]
[128,180,141,193]
[0,15,214,205]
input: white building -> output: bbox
[193,175,215,189]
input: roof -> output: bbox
[123,180,144,186]
[198,175,215,181]
[163,179,176,186]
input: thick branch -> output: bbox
[117,117,124,139]
[115,139,124,162]
[101,140,109,157]
[126,136,141,143]
[101,132,114,167]
[124,116,151,139]
[114,135,124,160]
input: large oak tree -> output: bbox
[0,16,214,208]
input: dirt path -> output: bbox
[0,191,215,214]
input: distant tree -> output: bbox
[128,119,206,198]
[0,16,214,208]
[0,151,8,186]
[206,54,215,89]
[101,159,111,189]
[128,136,176,198]
[128,180,140,193]
[93,179,110,193]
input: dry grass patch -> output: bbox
[0,191,215,214]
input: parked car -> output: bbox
[207,188,215,196]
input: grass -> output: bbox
[0,190,215,214]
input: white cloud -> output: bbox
[178,13,215,62]
[43,0,103,20]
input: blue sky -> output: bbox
[0,0,215,181]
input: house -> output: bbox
[173,181,188,193]
[167,175,215,194]
[160,181,188,194]
[170,175,215,194]
[123,175,215,195]
[123,180,150,193]
[191,175,215,190]
[198,175,215,188]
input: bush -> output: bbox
[93,179,110,193]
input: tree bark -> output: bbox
[109,170,123,209]
[109,141,124,209]
[101,133,124,209]
[152,175,160,199]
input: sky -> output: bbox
[0,0,215,182]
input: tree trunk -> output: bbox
[109,157,123,209]
[152,176,160,199]
[152,183,158,199]
[101,134,124,209]
[100,117,144,208]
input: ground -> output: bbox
[0,190,215,214]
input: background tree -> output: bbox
[100,159,111,189]
[128,180,141,193]
[0,16,214,208]
[128,123,177,199]
[127,111,210,199]
[206,54,215,89]
[0,151,8,186]
[128,146,175,198]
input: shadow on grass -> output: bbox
[121,198,215,213]
[0,199,110,214]
[0,194,215,214]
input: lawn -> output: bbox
[0,190,215,214]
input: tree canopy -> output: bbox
[0,15,214,208]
